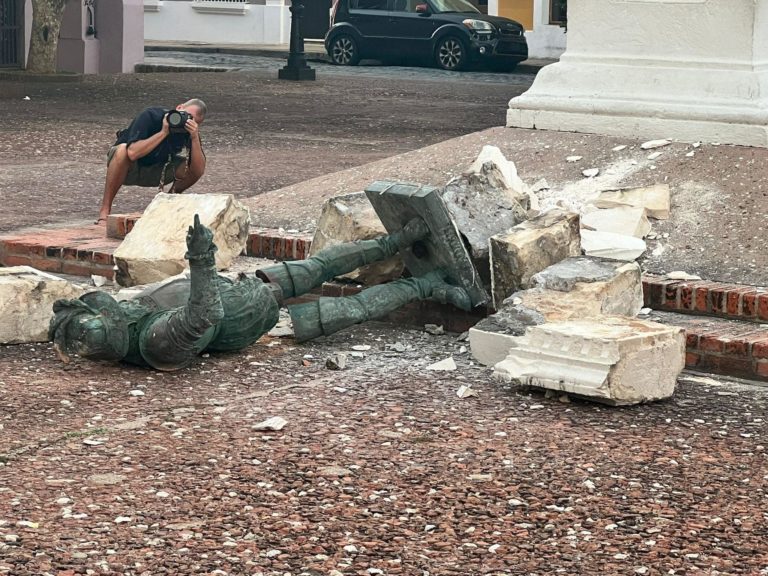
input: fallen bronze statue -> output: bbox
[49,214,472,371]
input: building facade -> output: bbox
[489,0,565,59]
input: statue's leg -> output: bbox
[288,270,471,342]
[257,218,428,299]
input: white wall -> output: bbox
[144,0,290,45]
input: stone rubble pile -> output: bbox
[309,145,685,405]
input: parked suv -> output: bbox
[325,0,528,71]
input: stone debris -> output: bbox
[582,168,600,178]
[309,191,403,285]
[646,151,663,161]
[252,416,288,431]
[493,316,686,405]
[351,345,371,352]
[456,384,478,398]
[426,357,457,371]
[489,209,580,307]
[612,145,627,152]
[581,206,651,238]
[90,274,109,287]
[0,266,84,344]
[640,139,671,150]
[664,270,701,281]
[581,230,647,261]
[442,149,529,279]
[566,155,583,162]
[466,144,537,209]
[592,184,671,219]
[113,193,250,287]
[317,465,352,477]
[472,258,643,365]
[686,150,695,157]
[424,324,444,336]
[325,353,348,370]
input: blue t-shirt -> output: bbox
[115,106,190,166]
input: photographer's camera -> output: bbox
[166,110,191,133]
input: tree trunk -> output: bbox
[26,0,68,74]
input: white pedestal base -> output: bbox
[508,0,768,147]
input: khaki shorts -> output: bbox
[107,145,186,188]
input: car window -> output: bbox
[430,0,479,13]
[392,0,421,12]
[350,0,388,10]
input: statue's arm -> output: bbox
[140,215,225,370]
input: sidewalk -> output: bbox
[143,40,557,74]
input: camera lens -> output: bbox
[168,111,183,128]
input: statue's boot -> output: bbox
[289,269,472,343]
[257,218,429,300]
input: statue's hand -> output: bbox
[185,214,217,260]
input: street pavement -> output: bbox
[141,50,539,85]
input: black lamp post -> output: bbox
[278,1,316,81]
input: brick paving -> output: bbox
[2,325,768,575]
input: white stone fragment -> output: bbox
[592,184,671,219]
[640,139,671,150]
[493,317,685,405]
[251,416,288,431]
[426,357,457,371]
[580,230,647,261]
[685,151,695,157]
[664,271,701,281]
[456,385,478,398]
[612,145,627,152]
[582,168,600,178]
[129,390,145,397]
[0,267,84,344]
[581,206,651,238]
[646,151,663,160]
[566,155,583,162]
[113,193,250,287]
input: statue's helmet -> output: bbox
[49,292,130,362]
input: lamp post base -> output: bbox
[278,65,317,81]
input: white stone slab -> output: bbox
[493,317,685,405]
[591,184,671,220]
[0,266,85,344]
[581,206,651,238]
[580,230,646,262]
[507,0,768,147]
[113,193,250,287]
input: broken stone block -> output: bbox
[0,266,84,344]
[592,184,671,220]
[471,257,642,365]
[309,191,403,285]
[520,257,644,321]
[492,317,685,405]
[443,154,529,288]
[469,303,546,366]
[113,193,250,287]
[581,206,651,238]
[580,229,647,261]
[467,145,538,210]
[489,209,580,307]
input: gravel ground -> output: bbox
[2,323,768,575]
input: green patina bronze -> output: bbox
[50,213,472,371]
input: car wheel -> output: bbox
[435,36,467,71]
[329,34,360,66]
